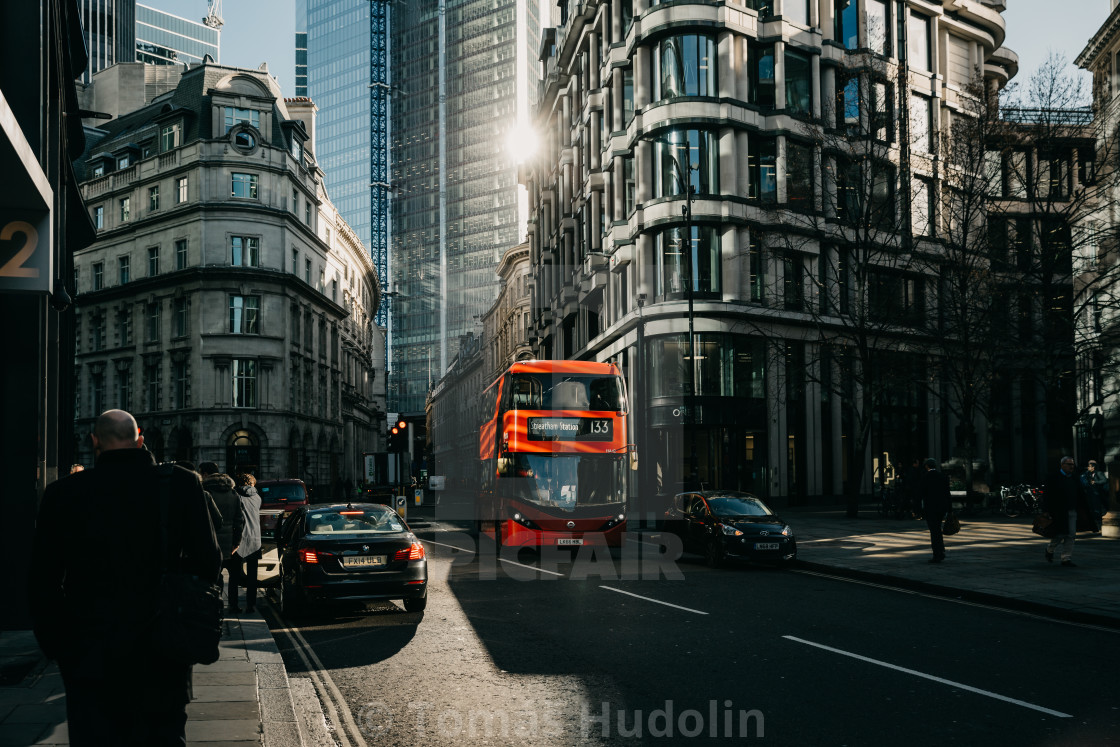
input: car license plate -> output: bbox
[342,555,386,568]
[754,542,780,551]
[557,538,584,546]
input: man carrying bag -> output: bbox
[29,410,221,746]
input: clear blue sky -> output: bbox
[140,1,1109,103]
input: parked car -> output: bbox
[256,545,280,588]
[275,503,428,615]
[256,478,310,535]
[662,491,797,567]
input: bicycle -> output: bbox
[1000,484,1043,518]
[876,485,906,519]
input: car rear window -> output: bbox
[259,485,306,503]
[307,509,404,534]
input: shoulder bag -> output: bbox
[942,512,961,536]
[152,464,223,665]
[1032,512,1054,536]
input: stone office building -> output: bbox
[73,62,385,496]
[522,0,1017,508]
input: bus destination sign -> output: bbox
[527,417,613,441]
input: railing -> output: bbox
[1001,107,1093,126]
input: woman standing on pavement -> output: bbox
[231,473,263,613]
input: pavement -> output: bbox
[1,504,1116,745]
[0,609,332,747]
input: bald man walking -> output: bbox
[29,410,221,746]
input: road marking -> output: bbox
[423,538,567,576]
[782,635,1072,718]
[268,602,371,747]
[599,585,709,615]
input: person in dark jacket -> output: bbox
[1044,456,1090,566]
[199,462,246,611]
[1080,460,1108,533]
[231,473,263,613]
[29,410,221,746]
[920,458,951,563]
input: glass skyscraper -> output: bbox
[78,0,136,82]
[302,0,539,413]
[303,0,373,262]
[135,4,219,67]
[389,0,539,413]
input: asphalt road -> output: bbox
[263,528,1119,746]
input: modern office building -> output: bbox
[78,0,136,82]
[73,62,385,498]
[520,0,1019,510]
[135,3,220,67]
[388,0,541,414]
[295,0,308,97]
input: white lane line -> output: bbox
[422,538,566,577]
[271,610,372,746]
[782,635,1072,718]
[599,586,709,615]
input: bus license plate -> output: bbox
[557,538,584,546]
[754,542,780,551]
[342,555,386,567]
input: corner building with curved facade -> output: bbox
[524,0,1015,508]
[73,63,385,496]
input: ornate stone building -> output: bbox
[73,62,385,497]
[522,0,1017,507]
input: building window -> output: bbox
[913,176,934,237]
[291,303,301,342]
[654,34,717,101]
[870,272,924,325]
[147,301,161,341]
[223,107,260,133]
[92,314,106,351]
[866,0,889,55]
[173,297,187,337]
[292,249,299,274]
[118,256,130,285]
[231,236,260,267]
[623,155,636,215]
[232,129,257,150]
[118,306,132,346]
[160,122,181,151]
[147,246,159,276]
[92,262,104,291]
[116,154,131,170]
[623,68,635,125]
[785,47,812,115]
[176,176,188,203]
[908,13,931,72]
[291,189,299,213]
[145,360,160,411]
[91,372,104,417]
[120,197,130,222]
[93,205,103,229]
[148,185,160,212]
[305,201,312,225]
[748,40,775,109]
[173,360,189,409]
[651,128,718,199]
[835,0,860,50]
[656,224,721,298]
[231,172,258,199]
[292,139,303,161]
[871,164,896,229]
[747,135,778,202]
[785,140,814,211]
[173,239,187,270]
[910,95,932,153]
[783,254,806,311]
[92,164,105,178]
[229,296,260,334]
[872,80,893,142]
[116,368,132,410]
[232,359,257,408]
[305,258,311,284]
[331,279,337,303]
[748,236,765,303]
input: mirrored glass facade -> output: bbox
[135,4,219,67]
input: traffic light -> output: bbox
[388,420,408,452]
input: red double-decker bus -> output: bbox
[478,360,629,548]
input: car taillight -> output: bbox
[393,542,425,562]
[300,549,319,564]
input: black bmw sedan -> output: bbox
[662,491,796,567]
[275,503,428,614]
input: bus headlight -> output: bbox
[511,512,540,529]
[600,513,626,530]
